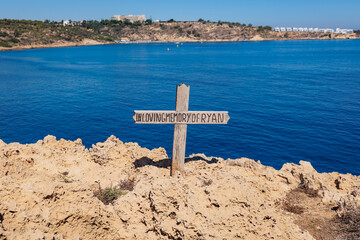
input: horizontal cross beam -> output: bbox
[133,110,230,124]
[133,83,230,176]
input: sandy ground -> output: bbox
[0,39,111,52]
[0,135,359,239]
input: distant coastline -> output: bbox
[1,37,359,52]
[1,19,359,52]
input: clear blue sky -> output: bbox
[1,0,359,29]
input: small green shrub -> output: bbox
[0,31,9,37]
[0,40,11,48]
[94,178,135,205]
[94,186,125,205]
[257,25,272,32]
[99,35,114,42]
[14,30,22,37]
[9,38,20,43]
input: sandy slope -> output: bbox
[0,38,109,52]
[0,136,359,239]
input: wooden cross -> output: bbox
[133,83,230,176]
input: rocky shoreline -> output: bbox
[1,35,359,52]
[0,136,359,239]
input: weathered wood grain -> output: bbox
[171,84,190,176]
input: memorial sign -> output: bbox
[133,111,229,124]
[133,84,230,176]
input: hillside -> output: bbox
[0,19,359,51]
[0,136,359,239]
[0,19,112,50]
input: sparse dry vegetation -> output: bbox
[94,185,126,205]
[1,135,360,239]
[94,177,136,205]
[298,173,319,197]
[281,180,360,240]
[118,177,136,191]
[58,171,72,183]
[283,199,304,214]
[202,179,213,186]
[0,19,104,47]
[338,206,360,234]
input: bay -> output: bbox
[0,40,359,174]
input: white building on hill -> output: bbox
[111,15,146,23]
[275,27,353,34]
[63,20,71,26]
[336,28,354,34]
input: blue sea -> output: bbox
[0,40,359,175]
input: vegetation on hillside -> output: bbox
[0,18,274,48]
[1,18,355,49]
[0,19,109,48]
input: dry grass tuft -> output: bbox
[118,177,136,191]
[94,177,136,205]
[202,179,213,187]
[283,200,304,214]
[338,206,360,233]
[298,173,319,197]
[94,185,125,205]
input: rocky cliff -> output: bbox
[0,136,359,239]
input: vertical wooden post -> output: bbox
[171,83,190,176]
